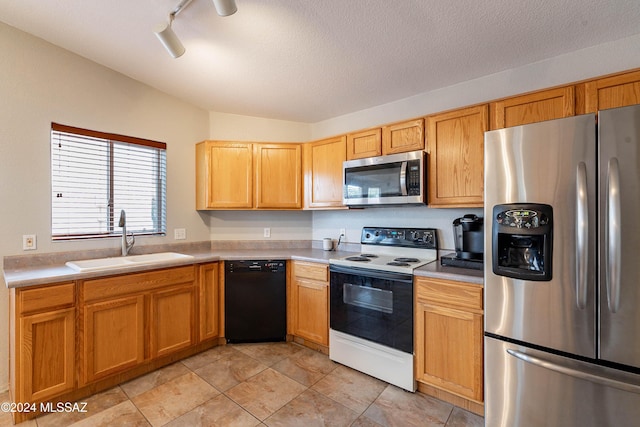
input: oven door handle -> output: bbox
[330,264,413,283]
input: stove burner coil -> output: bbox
[345,256,371,262]
[394,257,420,263]
[387,262,410,266]
[360,254,379,258]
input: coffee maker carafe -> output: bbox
[453,214,484,260]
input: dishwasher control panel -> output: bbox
[225,260,286,273]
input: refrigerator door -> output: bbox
[485,336,640,427]
[599,104,640,369]
[484,114,597,358]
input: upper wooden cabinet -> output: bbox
[304,136,346,209]
[254,143,303,209]
[196,141,253,209]
[382,118,424,154]
[581,69,640,113]
[196,141,302,210]
[346,128,382,160]
[489,86,575,130]
[426,105,487,207]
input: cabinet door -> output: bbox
[415,302,483,402]
[583,69,640,113]
[254,143,302,209]
[21,308,75,401]
[83,295,145,384]
[490,86,575,130]
[196,141,253,209]
[426,105,487,207]
[382,119,424,155]
[293,279,329,346]
[199,263,220,342]
[346,128,382,160]
[151,284,197,358]
[305,136,346,208]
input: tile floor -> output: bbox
[0,342,484,427]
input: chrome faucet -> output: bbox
[118,209,135,256]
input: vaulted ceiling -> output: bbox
[1,0,639,122]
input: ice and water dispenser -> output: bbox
[492,203,553,281]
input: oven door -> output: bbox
[329,264,413,353]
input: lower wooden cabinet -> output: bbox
[151,284,197,358]
[290,261,329,346]
[10,282,76,404]
[198,262,220,342]
[415,276,484,403]
[83,295,145,383]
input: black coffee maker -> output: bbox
[441,214,484,270]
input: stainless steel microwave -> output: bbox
[342,151,426,207]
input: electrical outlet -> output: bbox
[174,228,186,240]
[23,234,37,251]
[339,228,346,237]
[264,228,271,238]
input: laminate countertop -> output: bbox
[4,247,483,288]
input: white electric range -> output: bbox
[329,227,438,391]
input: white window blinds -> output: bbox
[51,123,167,240]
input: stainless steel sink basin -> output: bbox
[65,252,194,272]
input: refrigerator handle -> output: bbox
[606,158,621,313]
[507,349,640,393]
[575,162,588,310]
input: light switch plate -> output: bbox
[174,228,186,240]
[264,228,271,238]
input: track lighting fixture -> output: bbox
[154,0,237,58]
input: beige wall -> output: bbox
[0,22,210,391]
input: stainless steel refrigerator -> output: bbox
[484,104,640,427]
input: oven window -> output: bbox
[330,269,413,353]
[343,283,393,314]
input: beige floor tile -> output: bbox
[362,385,453,427]
[181,344,239,371]
[226,368,307,421]
[264,389,358,427]
[131,372,219,427]
[445,407,484,427]
[271,347,337,387]
[164,394,261,427]
[36,387,128,427]
[68,400,150,427]
[233,342,303,366]
[121,362,191,398]
[194,349,268,391]
[311,365,386,414]
[351,416,385,427]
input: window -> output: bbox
[51,123,167,240]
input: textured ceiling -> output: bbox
[1,0,640,122]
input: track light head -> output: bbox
[154,20,186,59]
[212,0,237,16]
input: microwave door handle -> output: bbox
[400,161,408,196]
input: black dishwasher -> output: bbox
[224,260,287,343]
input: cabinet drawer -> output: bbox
[415,277,483,311]
[19,282,75,314]
[82,266,196,302]
[293,261,328,282]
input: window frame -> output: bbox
[51,123,167,241]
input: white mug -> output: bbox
[323,238,333,251]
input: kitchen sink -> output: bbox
[65,252,194,272]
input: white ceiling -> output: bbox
[1,0,640,123]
